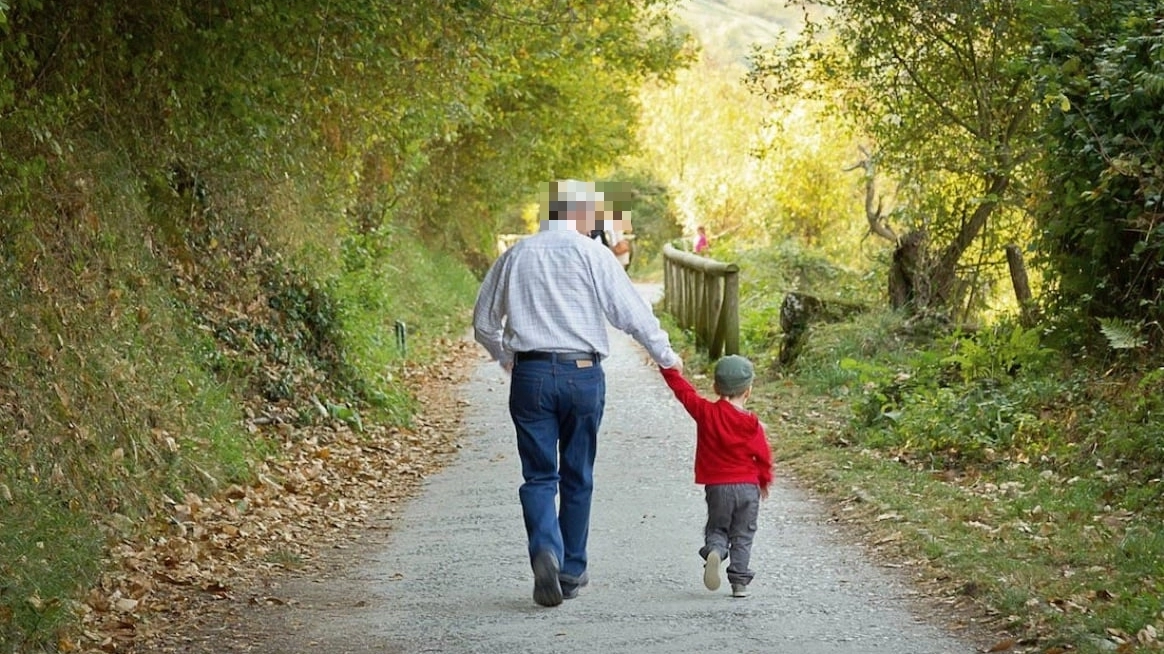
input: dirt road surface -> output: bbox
[181,285,981,654]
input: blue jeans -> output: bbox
[509,357,605,580]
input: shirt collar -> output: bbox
[540,219,578,232]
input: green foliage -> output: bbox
[1034,1,1164,339]
[0,165,482,648]
[0,171,261,649]
[735,240,882,352]
[820,318,1061,464]
[628,51,775,244]
[0,1,690,270]
[0,0,692,648]
[1097,318,1148,351]
[751,282,1164,653]
[625,42,876,272]
[802,313,1164,482]
[597,168,683,273]
[748,99,872,257]
[747,0,1048,310]
[940,324,1056,384]
[332,224,478,423]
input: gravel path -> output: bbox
[206,285,980,654]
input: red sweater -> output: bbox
[661,367,773,489]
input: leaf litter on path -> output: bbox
[78,339,482,653]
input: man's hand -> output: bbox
[665,358,684,375]
[500,360,514,374]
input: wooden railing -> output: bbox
[496,233,526,255]
[662,243,739,358]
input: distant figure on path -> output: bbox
[607,212,633,273]
[694,225,709,254]
[660,354,772,598]
[473,179,683,608]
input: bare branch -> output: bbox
[847,147,898,243]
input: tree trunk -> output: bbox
[1005,243,1035,326]
[888,230,929,312]
[930,174,1010,305]
[779,292,867,366]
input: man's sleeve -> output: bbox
[596,253,679,367]
[472,256,510,365]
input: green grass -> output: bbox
[0,148,481,650]
[263,547,307,570]
[768,416,1164,652]
[661,252,1164,653]
[331,225,479,424]
[0,160,265,649]
[754,315,1164,653]
[0,496,104,645]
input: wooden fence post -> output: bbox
[722,270,739,356]
[661,244,740,358]
[663,256,672,315]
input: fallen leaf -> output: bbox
[1137,624,1158,644]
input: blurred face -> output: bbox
[566,202,596,234]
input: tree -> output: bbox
[1034,1,1164,342]
[632,51,774,244]
[0,0,689,267]
[748,0,1052,314]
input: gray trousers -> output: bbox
[699,483,760,586]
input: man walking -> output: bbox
[473,179,682,607]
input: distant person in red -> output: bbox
[660,354,772,598]
[694,225,709,254]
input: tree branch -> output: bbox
[886,39,982,139]
[847,146,898,243]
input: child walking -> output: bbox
[661,355,773,598]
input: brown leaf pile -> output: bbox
[72,339,482,654]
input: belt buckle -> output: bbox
[575,359,593,368]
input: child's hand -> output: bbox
[760,486,770,500]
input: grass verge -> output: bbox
[0,149,478,651]
[664,303,1164,654]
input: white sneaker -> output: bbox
[703,552,721,591]
[731,584,750,598]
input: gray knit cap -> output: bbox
[714,354,754,396]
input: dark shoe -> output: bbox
[560,570,589,600]
[703,551,722,591]
[532,551,563,607]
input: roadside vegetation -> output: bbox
[0,2,687,651]
[3,0,1162,653]
[652,2,1164,652]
